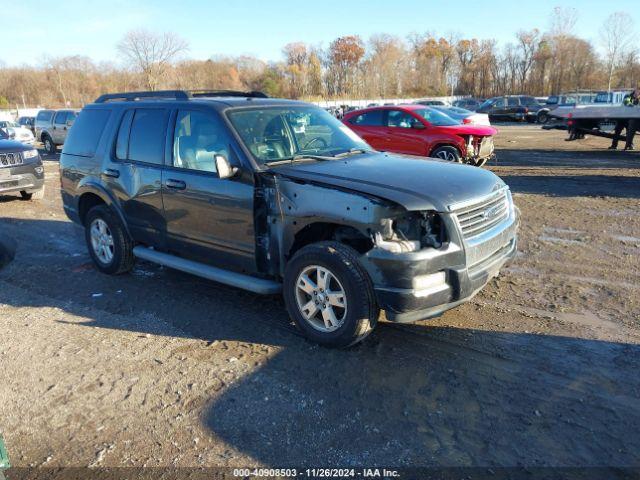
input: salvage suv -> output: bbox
[60,90,519,347]
[0,129,45,200]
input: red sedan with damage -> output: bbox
[342,104,497,166]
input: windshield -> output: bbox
[228,106,372,164]
[413,108,460,126]
[0,121,19,128]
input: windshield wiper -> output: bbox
[334,148,371,158]
[266,154,335,166]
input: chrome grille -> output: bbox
[452,189,510,240]
[0,152,23,168]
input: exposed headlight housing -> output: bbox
[375,211,447,253]
[22,149,39,160]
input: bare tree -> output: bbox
[600,12,636,92]
[117,29,189,91]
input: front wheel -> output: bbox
[43,135,56,155]
[431,145,462,162]
[537,111,549,124]
[283,241,379,348]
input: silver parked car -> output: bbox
[34,109,79,154]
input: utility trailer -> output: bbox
[543,105,640,142]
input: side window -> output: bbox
[64,109,112,157]
[173,110,231,173]
[387,110,417,128]
[493,98,506,107]
[37,111,53,122]
[127,109,168,165]
[54,112,68,125]
[507,97,519,107]
[66,112,78,126]
[115,110,134,160]
[349,110,384,126]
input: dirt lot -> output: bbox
[0,126,639,470]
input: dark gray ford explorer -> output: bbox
[60,90,518,347]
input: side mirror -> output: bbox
[215,155,238,179]
[411,122,426,130]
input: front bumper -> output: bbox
[361,206,519,323]
[0,163,45,195]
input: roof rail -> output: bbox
[94,90,190,103]
[188,90,269,98]
[94,89,269,103]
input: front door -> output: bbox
[384,109,427,155]
[162,108,256,273]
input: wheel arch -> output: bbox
[76,183,131,237]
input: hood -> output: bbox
[270,152,506,212]
[435,124,497,136]
[0,139,33,152]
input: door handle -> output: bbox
[102,168,120,178]
[165,179,186,190]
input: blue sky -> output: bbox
[0,0,638,66]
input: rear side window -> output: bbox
[54,112,68,125]
[349,110,384,126]
[64,109,112,157]
[507,97,519,107]
[122,109,168,165]
[37,111,53,122]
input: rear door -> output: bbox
[161,107,256,272]
[506,97,520,118]
[52,111,68,144]
[384,109,427,155]
[344,110,387,150]
[104,107,169,248]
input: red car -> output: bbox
[343,104,497,166]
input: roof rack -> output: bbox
[94,89,268,103]
[188,89,269,98]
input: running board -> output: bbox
[132,246,282,295]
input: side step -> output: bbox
[132,246,282,295]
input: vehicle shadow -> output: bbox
[499,174,640,198]
[492,148,640,169]
[0,218,639,468]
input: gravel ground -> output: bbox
[0,126,639,470]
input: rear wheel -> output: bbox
[84,205,135,275]
[283,241,378,348]
[431,145,462,162]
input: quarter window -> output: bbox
[173,110,231,173]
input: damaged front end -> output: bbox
[258,172,518,324]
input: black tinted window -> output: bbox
[37,111,53,122]
[350,110,384,126]
[507,97,519,107]
[54,112,68,125]
[63,109,111,157]
[127,109,168,164]
[521,96,537,105]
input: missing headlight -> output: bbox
[376,212,446,253]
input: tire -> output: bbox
[431,145,462,162]
[283,241,379,348]
[20,186,45,201]
[537,111,549,124]
[84,205,135,275]
[43,135,56,155]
